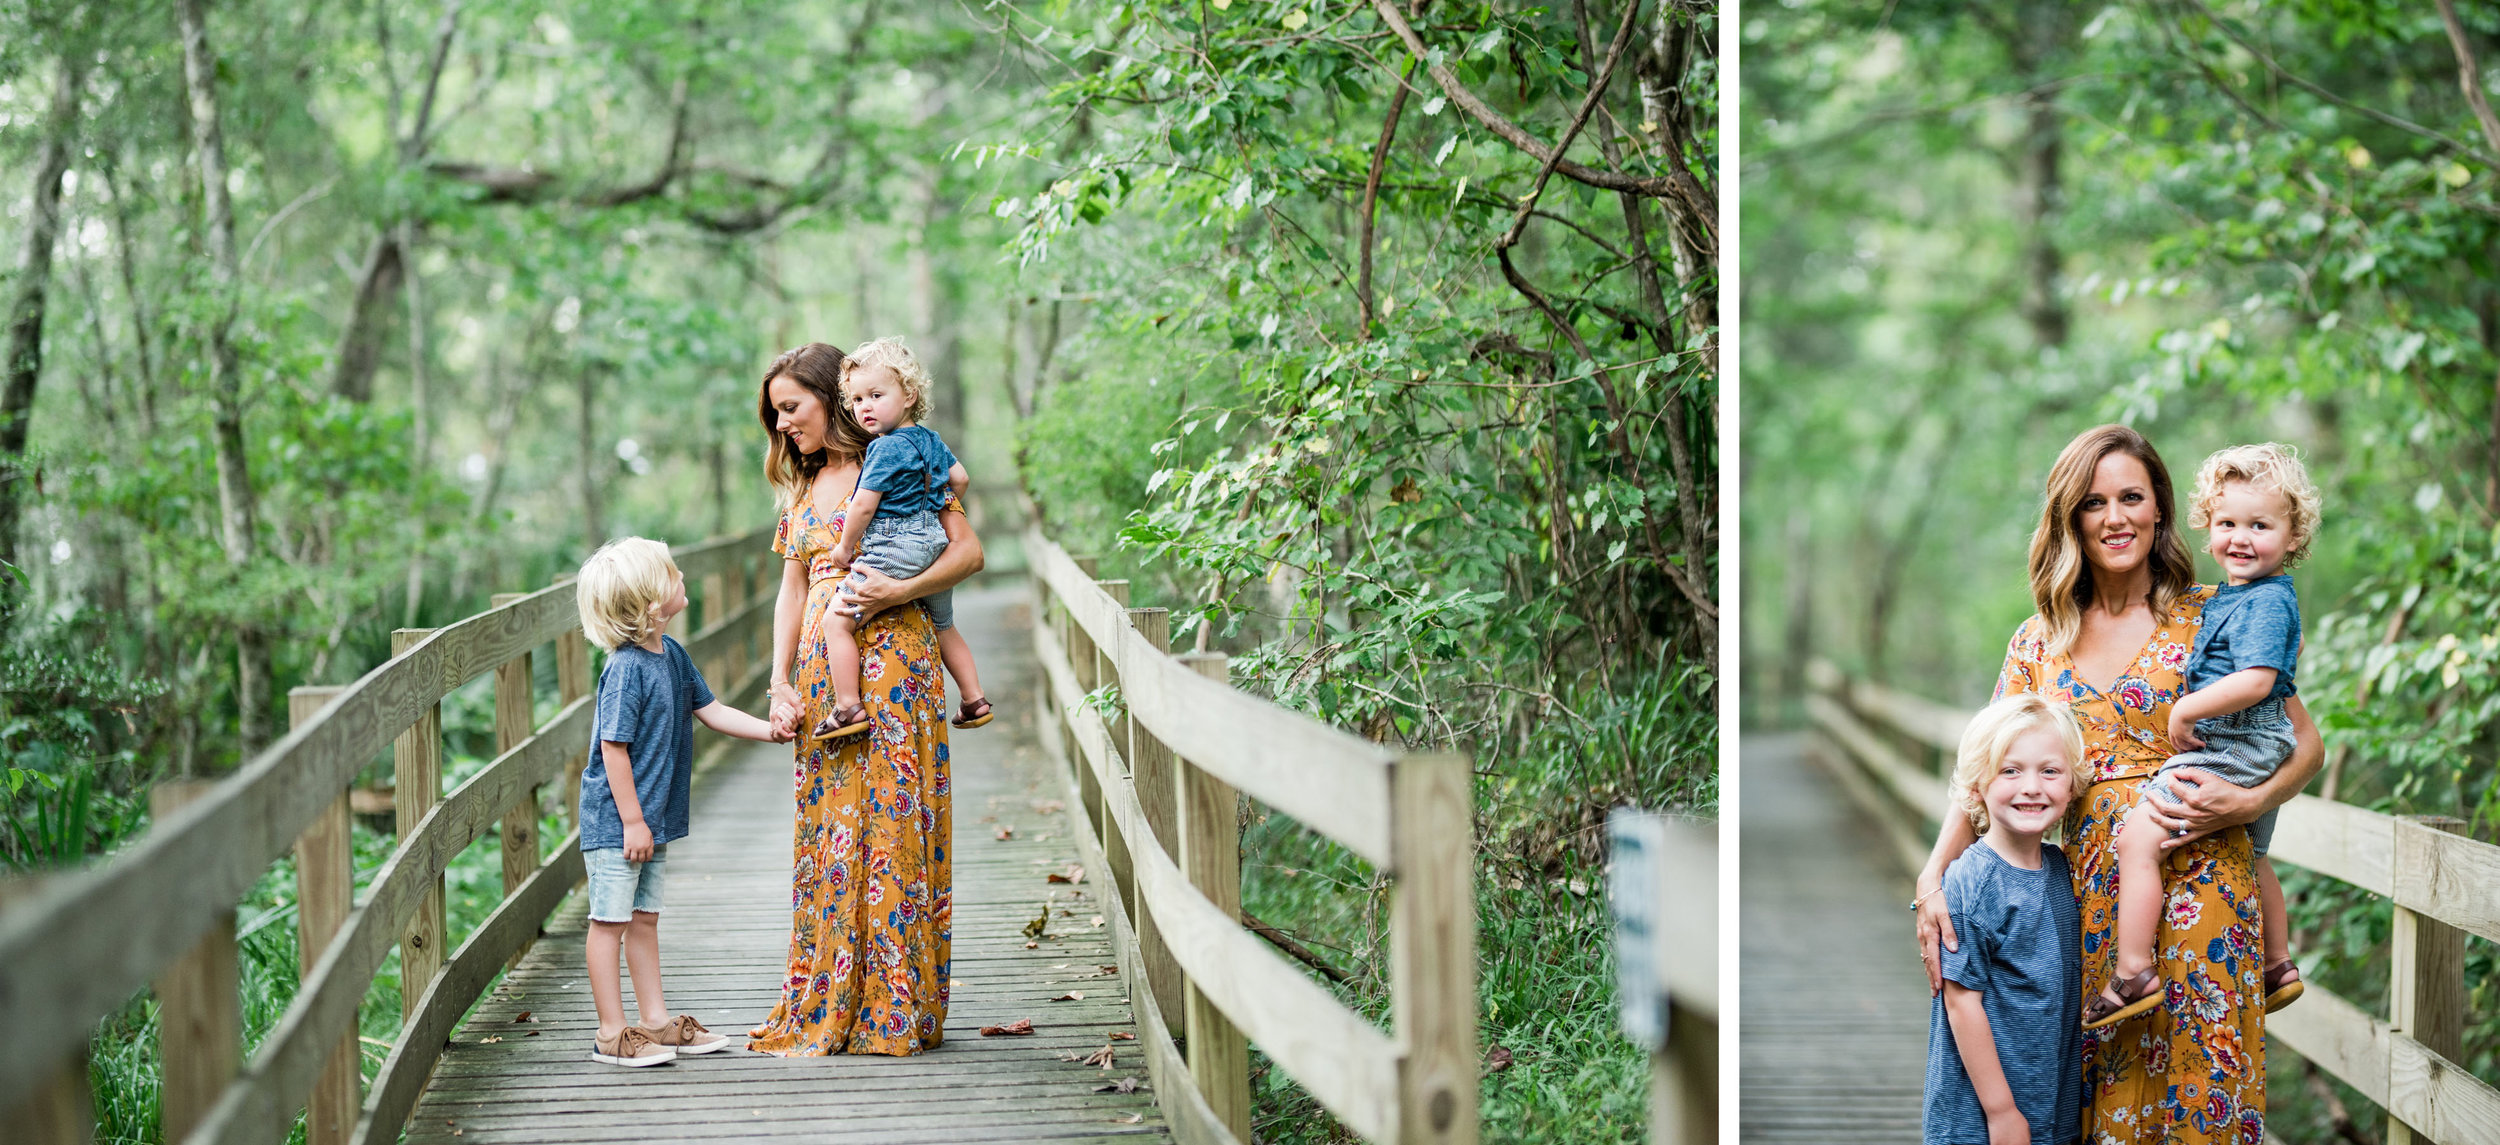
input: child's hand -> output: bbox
[622,821,655,863]
[1986,1108,2030,1145]
[2168,708,2204,752]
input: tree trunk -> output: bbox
[0,53,85,575]
[327,233,404,400]
[577,367,606,547]
[179,0,274,755]
[100,159,160,434]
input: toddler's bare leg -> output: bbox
[625,910,668,1027]
[587,919,629,1040]
[2258,857,2289,968]
[936,625,985,705]
[2113,796,2168,982]
[828,610,862,710]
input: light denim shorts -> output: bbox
[852,510,954,630]
[584,844,668,922]
[2141,697,2293,857]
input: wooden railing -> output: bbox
[1805,658,2500,1145]
[0,527,780,1145]
[1026,528,1478,1145]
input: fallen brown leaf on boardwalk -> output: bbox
[1022,902,1050,939]
[1024,940,1038,949]
[1095,1076,1146,1094]
[1484,1044,1514,1073]
[979,1019,1035,1036]
[1032,799,1064,814]
[1112,1113,1143,1124]
[995,825,1015,840]
[1090,914,1106,928]
[1082,1044,1116,1068]
[1046,863,1085,884]
[477,1035,502,1044]
[1098,964,1120,975]
[1108,1030,1136,1040]
[511,1011,534,1022]
[1049,991,1086,1002]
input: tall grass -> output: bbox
[1240,662,1714,1144]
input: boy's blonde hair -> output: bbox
[576,537,680,651]
[842,336,933,426]
[2189,442,2322,567]
[1950,693,2086,835]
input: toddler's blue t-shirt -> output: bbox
[579,635,713,851]
[1923,840,2083,1145]
[2188,574,2300,700]
[858,425,957,518]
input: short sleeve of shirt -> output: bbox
[1994,618,2041,699]
[2220,586,2300,677]
[772,507,796,557]
[1939,907,1991,993]
[671,637,716,711]
[858,433,916,495]
[594,655,651,745]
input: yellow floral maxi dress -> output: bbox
[1995,586,2272,1145]
[747,494,955,1055]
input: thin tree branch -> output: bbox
[1358,61,1414,333]
[2436,0,2500,157]
[2181,0,2500,168]
[1496,0,1638,251]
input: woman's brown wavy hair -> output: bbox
[758,343,871,511]
[2028,424,2197,655]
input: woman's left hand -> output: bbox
[836,564,910,622]
[2147,766,2262,848]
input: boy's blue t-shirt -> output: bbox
[858,425,957,518]
[579,635,714,851]
[2188,574,2300,699]
[1923,840,2083,1145]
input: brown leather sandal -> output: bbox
[952,696,995,729]
[2082,967,2163,1030]
[811,702,870,740]
[2263,958,2304,1013]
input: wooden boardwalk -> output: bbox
[1739,731,1929,1144]
[404,585,1174,1144]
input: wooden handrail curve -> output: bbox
[1803,658,2500,1145]
[0,526,775,1120]
[1026,528,1477,1145]
[1026,530,1398,867]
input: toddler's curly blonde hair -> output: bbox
[2188,442,2322,568]
[842,336,934,426]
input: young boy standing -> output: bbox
[1923,693,2086,1145]
[575,537,789,1067]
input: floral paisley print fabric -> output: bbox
[1995,585,2270,1145]
[747,490,956,1056]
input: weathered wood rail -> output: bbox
[1024,528,1479,1145]
[1806,658,2500,1145]
[0,527,779,1145]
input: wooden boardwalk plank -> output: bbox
[1740,732,1930,1143]
[407,585,1174,1144]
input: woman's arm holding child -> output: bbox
[2152,696,2324,848]
[768,557,808,736]
[600,742,654,862]
[1942,983,2031,1145]
[1916,809,1979,993]
[695,701,793,743]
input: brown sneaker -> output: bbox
[643,1014,732,1056]
[591,1025,676,1067]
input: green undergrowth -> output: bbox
[82,665,573,1145]
[1238,664,1714,1144]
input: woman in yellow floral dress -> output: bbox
[745,343,983,1055]
[1915,426,2323,1144]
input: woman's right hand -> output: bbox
[1917,877,1958,995]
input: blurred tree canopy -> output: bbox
[1743,0,2500,1126]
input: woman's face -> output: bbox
[2075,451,2159,576]
[768,374,832,456]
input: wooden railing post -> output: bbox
[393,627,448,1022]
[1176,650,1252,1140]
[0,877,91,1145]
[1125,606,1185,1034]
[2387,814,2467,1145]
[1096,579,1133,912]
[288,686,359,1145]
[151,779,240,1144]
[1065,558,1102,841]
[490,594,542,970]
[1390,752,1478,1145]
[554,583,591,831]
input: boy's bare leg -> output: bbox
[2257,857,2289,967]
[2112,798,2168,983]
[587,919,630,1040]
[625,910,668,1027]
[936,626,986,708]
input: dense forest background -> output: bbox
[0,0,1714,1141]
[1743,0,2497,1138]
